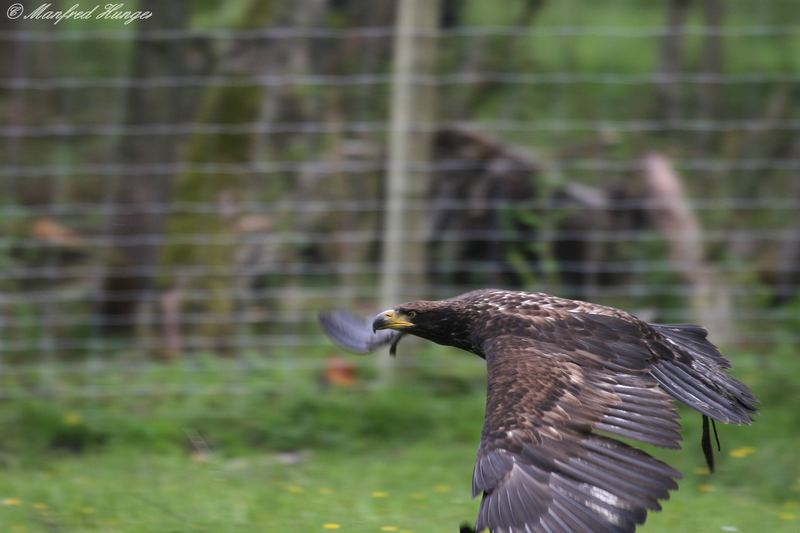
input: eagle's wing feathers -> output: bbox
[318,310,402,354]
[474,334,681,533]
[501,306,757,424]
[649,323,757,424]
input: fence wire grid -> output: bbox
[0,0,799,398]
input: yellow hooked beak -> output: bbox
[372,309,415,332]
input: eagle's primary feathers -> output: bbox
[319,289,758,533]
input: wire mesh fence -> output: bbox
[0,0,798,397]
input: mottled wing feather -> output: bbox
[465,290,757,424]
[473,335,682,533]
[318,310,402,354]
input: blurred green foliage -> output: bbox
[0,347,798,531]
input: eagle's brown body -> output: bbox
[320,289,757,533]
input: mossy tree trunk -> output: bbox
[162,85,262,355]
[160,0,307,356]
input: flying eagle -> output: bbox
[319,289,757,533]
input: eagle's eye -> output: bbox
[407,311,417,319]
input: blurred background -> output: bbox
[0,0,798,531]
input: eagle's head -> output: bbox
[372,300,475,352]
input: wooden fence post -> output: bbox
[379,0,440,379]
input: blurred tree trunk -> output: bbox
[0,17,22,80]
[0,11,29,342]
[447,0,546,117]
[379,0,440,382]
[317,1,393,310]
[161,0,303,356]
[162,86,261,356]
[642,153,733,342]
[657,0,692,124]
[0,12,29,188]
[700,0,724,122]
[381,0,441,308]
[773,141,800,304]
[1,8,59,201]
[96,0,190,337]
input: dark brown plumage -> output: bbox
[319,289,758,533]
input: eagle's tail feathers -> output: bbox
[649,361,755,424]
[648,324,758,425]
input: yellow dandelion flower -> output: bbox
[409,492,425,500]
[778,512,797,521]
[3,498,22,506]
[80,506,96,514]
[371,491,389,498]
[323,524,341,530]
[32,502,49,510]
[63,413,83,426]
[381,527,399,532]
[287,485,304,494]
[693,467,711,476]
[319,487,333,495]
[698,484,714,493]
[433,484,451,493]
[729,446,756,459]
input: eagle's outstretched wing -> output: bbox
[319,310,403,354]
[473,333,682,533]
[470,303,757,533]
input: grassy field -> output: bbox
[0,347,798,532]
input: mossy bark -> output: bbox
[162,84,265,355]
[160,0,279,356]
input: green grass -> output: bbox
[0,348,798,532]
[0,434,797,532]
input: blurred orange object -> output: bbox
[31,218,86,247]
[324,357,358,387]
